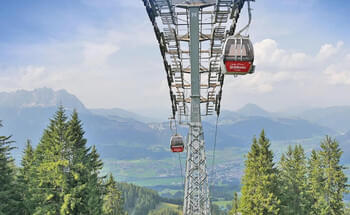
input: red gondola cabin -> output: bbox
[221,35,255,75]
[170,134,184,153]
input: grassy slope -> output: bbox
[149,202,183,215]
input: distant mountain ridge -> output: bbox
[91,108,158,123]
[236,103,271,117]
[0,88,87,112]
[299,106,350,132]
[0,87,345,162]
[2,87,350,188]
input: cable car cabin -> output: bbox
[221,36,255,75]
[170,134,184,153]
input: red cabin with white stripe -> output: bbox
[170,134,184,153]
[221,35,255,75]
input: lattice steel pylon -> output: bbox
[141,0,252,214]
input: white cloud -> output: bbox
[323,53,350,85]
[221,39,350,110]
[1,28,350,113]
[317,41,344,60]
[225,71,290,94]
[254,39,312,71]
[226,39,315,94]
[83,42,119,67]
[0,22,167,111]
[19,66,48,84]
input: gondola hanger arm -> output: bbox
[235,0,252,37]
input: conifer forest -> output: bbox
[1,107,349,214]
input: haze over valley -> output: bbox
[1,88,350,196]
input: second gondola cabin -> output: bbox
[170,134,184,153]
[221,35,255,75]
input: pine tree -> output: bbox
[279,145,310,215]
[345,203,350,215]
[0,121,20,215]
[61,110,94,214]
[239,130,280,215]
[308,149,327,215]
[318,136,348,215]
[308,137,349,215]
[103,174,125,215]
[27,107,106,214]
[31,106,70,214]
[86,145,105,215]
[229,192,239,215]
[18,140,35,215]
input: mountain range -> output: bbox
[0,87,87,111]
[1,88,349,162]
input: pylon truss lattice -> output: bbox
[142,0,249,120]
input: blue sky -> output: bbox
[0,0,349,116]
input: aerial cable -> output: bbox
[169,117,178,134]
[178,152,184,190]
[210,114,220,188]
[170,116,185,188]
[171,146,185,195]
[235,0,252,37]
[174,117,178,134]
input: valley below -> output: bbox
[1,88,350,204]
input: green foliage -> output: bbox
[239,130,280,215]
[308,149,326,215]
[308,136,348,215]
[279,145,310,214]
[229,192,239,215]
[86,145,105,215]
[211,204,226,215]
[103,174,126,215]
[0,122,20,215]
[16,107,117,214]
[3,112,350,215]
[345,203,350,215]
[18,140,35,215]
[235,134,348,215]
[118,182,161,215]
[30,106,71,214]
[2,108,162,215]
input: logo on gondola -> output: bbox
[229,64,247,70]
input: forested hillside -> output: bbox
[0,106,184,215]
[0,107,127,214]
[229,131,349,215]
[1,106,350,215]
[118,183,160,215]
